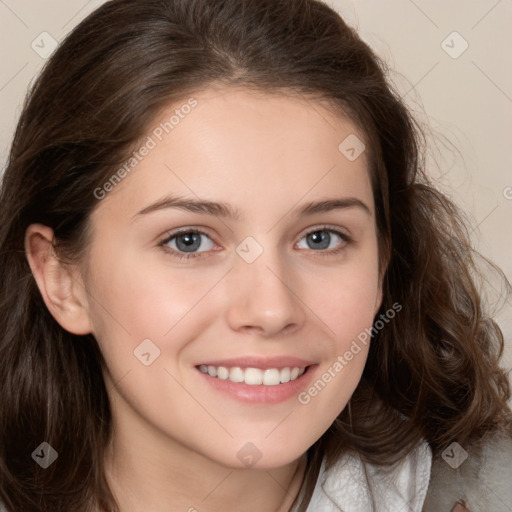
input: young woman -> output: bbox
[0,1,510,511]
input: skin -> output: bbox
[25,86,383,512]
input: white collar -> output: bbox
[294,439,432,512]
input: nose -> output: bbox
[224,246,306,338]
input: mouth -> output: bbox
[197,364,308,386]
[194,359,318,404]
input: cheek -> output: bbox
[311,269,378,360]
[306,252,381,346]
[320,276,379,330]
[85,248,221,369]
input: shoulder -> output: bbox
[422,428,512,512]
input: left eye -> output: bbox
[296,229,347,251]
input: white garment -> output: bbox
[293,440,432,512]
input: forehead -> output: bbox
[93,86,373,221]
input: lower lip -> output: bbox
[196,365,318,404]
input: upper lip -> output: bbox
[196,356,316,370]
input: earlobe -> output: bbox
[24,224,92,335]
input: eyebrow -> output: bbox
[132,194,372,221]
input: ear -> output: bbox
[24,224,92,335]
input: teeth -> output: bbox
[229,367,244,383]
[280,367,291,383]
[198,365,307,385]
[245,367,263,385]
[217,366,229,380]
[262,369,280,386]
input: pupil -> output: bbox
[308,230,329,250]
[177,232,200,252]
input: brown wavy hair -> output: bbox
[1,0,511,510]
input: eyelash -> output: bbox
[158,225,352,261]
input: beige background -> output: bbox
[1,1,511,383]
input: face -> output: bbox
[82,86,382,469]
